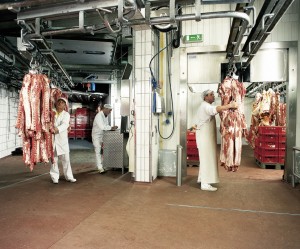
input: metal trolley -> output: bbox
[292,146,300,187]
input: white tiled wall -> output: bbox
[0,87,22,158]
[133,29,155,182]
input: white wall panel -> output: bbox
[182,4,231,47]
[0,87,22,159]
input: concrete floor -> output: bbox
[0,141,300,249]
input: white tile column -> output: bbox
[133,29,155,182]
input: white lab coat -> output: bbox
[92,111,112,145]
[92,111,112,170]
[53,110,70,155]
[50,109,75,182]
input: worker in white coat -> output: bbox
[50,97,76,184]
[92,103,118,173]
[195,90,237,191]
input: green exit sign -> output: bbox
[183,34,203,43]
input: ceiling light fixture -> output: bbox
[54,49,77,54]
[83,51,105,55]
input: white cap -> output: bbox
[103,104,113,109]
[57,97,68,104]
[202,89,213,100]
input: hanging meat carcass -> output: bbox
[246,87,286,149]
[15,73,66,170]
[246,93,262,149]
[218,75,248,172]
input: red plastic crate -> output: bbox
[76,130,85,138]
[258,126,286,135]
[278,156,285,164]
[187,148,198,155]
[187,131,196,141]
[260,148,278,156]
[257,134,278,143]
[76,108,90,114]
[278,135,286,143]
[260,155,278,163]
[278,149,285,156]
[256,141,277,149]
[68,130,76,138]
[187,154,199,161]
[278,142,286,149]
[258,126,278,135]
[277,126,286,134]
[76,115,89,125]
[187,140,197,147]
[76,124,89,129]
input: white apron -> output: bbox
[196,116,219,184]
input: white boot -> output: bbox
[201,183,217,191]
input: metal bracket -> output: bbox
[248,40,258,56]
[170,0,176,23]
[195,0,201,22]
[243,6,256,28]
[262,13,274,30]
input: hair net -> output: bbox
[103,104,113,109]
[202,89,213,100]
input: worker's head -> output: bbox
[102,103,113,115]
[56,97,68,113]
[202,89,215,104]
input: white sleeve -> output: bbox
[95,113,111,131]
[204,103,218,116]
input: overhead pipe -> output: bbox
[128,11,250,27]
[128,11,249,57]
[42,26,95,36]
[243,6,256,28]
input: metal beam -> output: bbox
[17,0,118,20]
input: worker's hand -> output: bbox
[230,101,238,109]
[54,127,59,134]
[67,126,71,133]
[111,126,118,131]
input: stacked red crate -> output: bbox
[186,131,199,162]
[75,108,90,138]
[68,113,76,138]
[254,126,286,164]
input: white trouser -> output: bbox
[92,135,104,170]
[50,153,75,181]
[94,144,103,170]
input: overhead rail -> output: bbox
[18,19,74,90]
[241,0,294,69]
[246,81,286,98]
